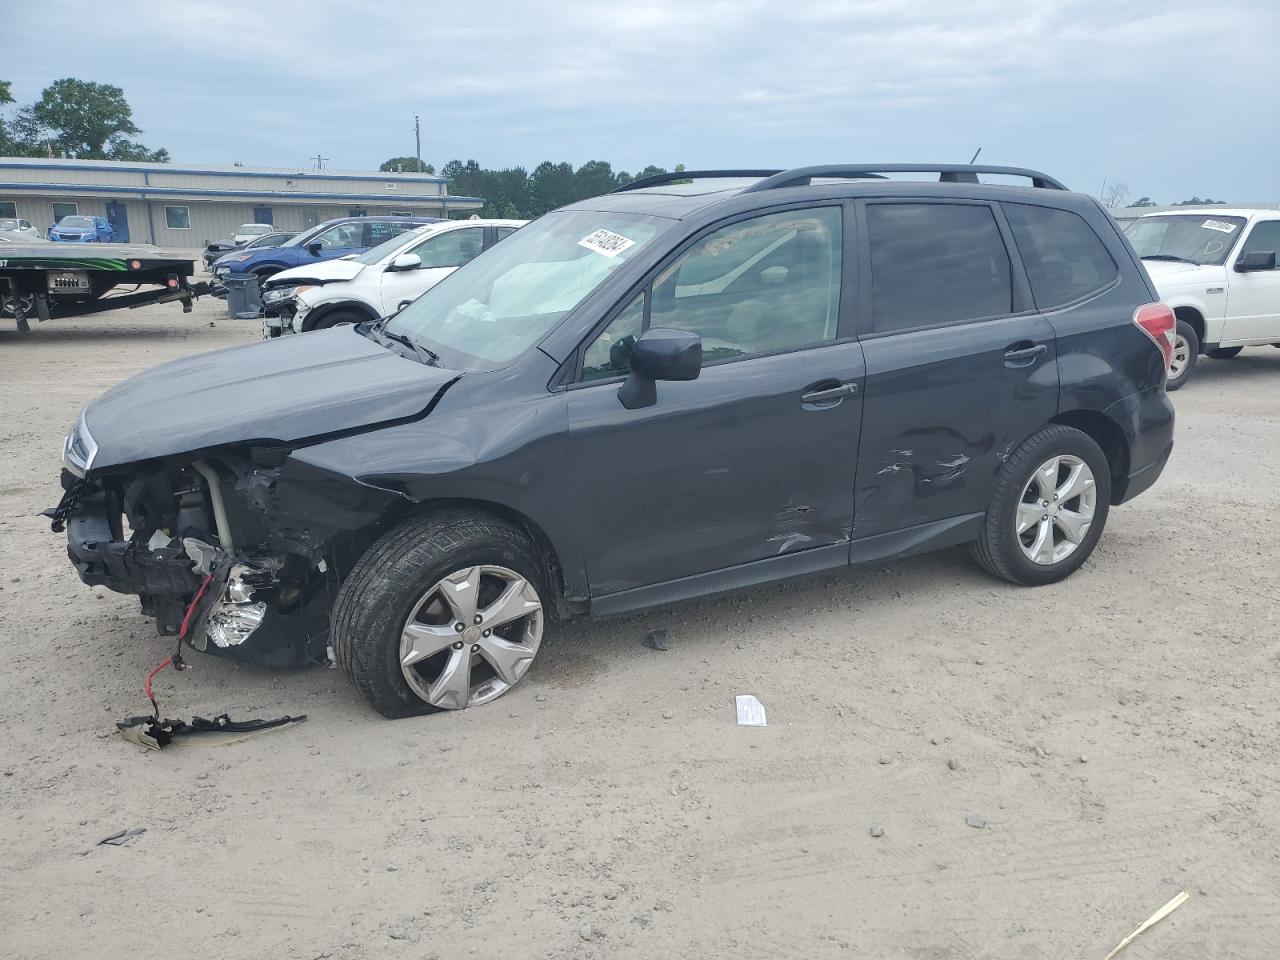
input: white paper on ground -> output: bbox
[735,694,767,726]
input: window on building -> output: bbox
[165,206,191,229]
[1238,220,1280,270]
[0,201,16,219]
[52,202,79,223]
[1004,203,1117,309]
[867,203,1013,333]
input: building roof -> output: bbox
[0,156,446,184]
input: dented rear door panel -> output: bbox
[852,316,1059,538]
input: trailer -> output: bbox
[0,243,211,333]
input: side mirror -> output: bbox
[306,242,323,256]
[390,253,422,272]
[1235,250,1277,273]
[618,327,702,410]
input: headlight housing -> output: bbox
[262,284,313,305]
[62,408,97,478]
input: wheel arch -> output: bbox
[396,497,582,620]
[1171,303,1206,348]
[1049,409,1130,501]
[301,299,379,332]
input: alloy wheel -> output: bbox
[399,565,543,709]
[1169,333,1191,379]
[1016,455,1097,565]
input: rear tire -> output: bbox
[1207,346,1243,359]
[331,510,549,718]
[972,425,1112,586]
[1165,320,1198,391]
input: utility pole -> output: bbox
[311,153,328,171]
[414,115,422,173]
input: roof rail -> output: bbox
[738,164,1068,193]
[612,169,782,193]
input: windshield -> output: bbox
[238,224,272,235]
[1125,214,1246,266]
[387,210,673,370]
[354,224,435,265]
[61,216,95,228]
[0,219,18,230]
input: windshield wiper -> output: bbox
[366,317,440,366]
[1141,254,1200,264]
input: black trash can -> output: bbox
[224,274,261,320]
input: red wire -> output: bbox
[144,574,215,716]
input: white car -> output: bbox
[260,218,525,337]
[233,223,275,245]
[0,217,41,241]
[1126,209,1280,389]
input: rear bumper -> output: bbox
[1105,385,1175,504]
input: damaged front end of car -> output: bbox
[49,414,404,667]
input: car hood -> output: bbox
[266,258,366,287]
[82,329,458,470]
[1141,259,1227,289]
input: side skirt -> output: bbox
[588,513,984,618]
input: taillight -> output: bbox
[1133,302,1176,370]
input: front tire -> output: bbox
[1166,320,1198,391]
[308,309,366,332]
[972,425,1112,586]
[331,511,548,718]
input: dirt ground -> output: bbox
[1,292,1278,960]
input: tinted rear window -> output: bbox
[867,203,1013,332]
[1004,203,1117,309]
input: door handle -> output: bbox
[801,381,857,406]
[1003,342,1048,363]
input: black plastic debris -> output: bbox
[99,828,146,846]
[116,713,307,751]
[641,629,669,652]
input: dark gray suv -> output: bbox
[51,164,1176,717]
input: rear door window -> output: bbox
[866,203,1013,333]
[1004,203,1118,308]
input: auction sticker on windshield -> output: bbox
[578,228,636,258]
[1201,220,1239,234]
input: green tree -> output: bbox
[379,156,434,174]
[1130,197,1157,207]
[574,160,620,198]
[528,161,577,215]
[15,78,167,160]
[1173,197,1224,206]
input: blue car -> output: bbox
[49,215,114,242]
[212,215,439,283]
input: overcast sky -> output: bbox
[6,0,1278,202]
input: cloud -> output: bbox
[4,0,1279,199]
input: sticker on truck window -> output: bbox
[577,229,636,258]
[1201,219,1238,234]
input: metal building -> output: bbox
[0,157,484,246]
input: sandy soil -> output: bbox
[1,293,1279,960]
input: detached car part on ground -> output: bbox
[259,218,525,337]
[1125,209,1280,390]
[50,164,1176,718]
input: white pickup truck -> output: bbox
[1126,209,1280,389]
